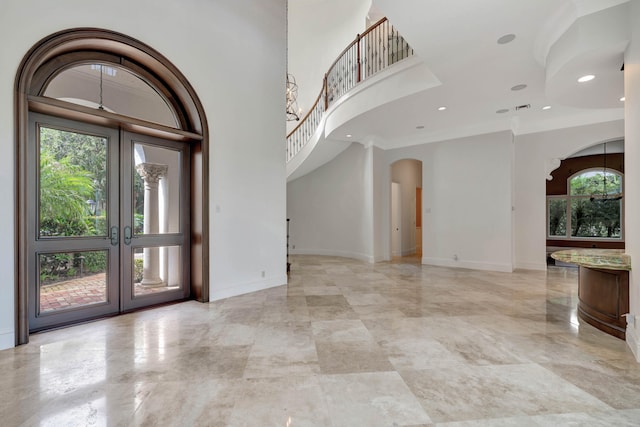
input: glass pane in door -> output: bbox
[122,131,189,312]
[133,246,183,297]
[39,126,108,238]
[38,250,108,313]
[133,143,181,235]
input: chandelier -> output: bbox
[590,141,623,202]
[286,74,301,121]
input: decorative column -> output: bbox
[136,163,168,287]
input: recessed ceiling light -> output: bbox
[346,134,352,138]
[578,74,595,83]
[416,125,425,129]
[542,105,551,110]
[497,34,516,45]
[511,84,527,91]
[437,106,447,111]
[620,96,625,102]
[496,108,509,114]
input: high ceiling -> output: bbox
[327,0,629,150]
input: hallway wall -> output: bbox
[290,131,516,271]
[287,121,626,278]
[288,143,376,261]
[387,131,515,272]
[514,120,624,270]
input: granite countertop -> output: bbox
[551,249,631,271]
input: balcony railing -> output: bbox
[286,17,414,163]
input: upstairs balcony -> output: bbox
[286,18,436,180]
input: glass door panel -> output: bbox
[28,114,120,331]
[122,132,190,311]
[132,143,182,235]
[38,127,109,238]
[132,246,183,297]
[38,250,108,313]
[28,115,190,331]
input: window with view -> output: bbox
[547,169,623,240]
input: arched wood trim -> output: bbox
[14,28,210,345]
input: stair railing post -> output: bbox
[323,73,328,110]
[356,33,361,83]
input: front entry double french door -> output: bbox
[27,113,190,332]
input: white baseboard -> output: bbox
[371,255,387,263]
[0,328,15,350]
[209,275,287,302]
[422,257,514,273]
[515,261,548,271]
[627,315,640,362]
[291,248,376,263]
[401,247,416,257]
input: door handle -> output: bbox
[110,226,119,246]
[124,226,132,245]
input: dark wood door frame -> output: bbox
[15,28,209,345]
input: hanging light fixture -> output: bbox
[284,0,301,122]
[90,63,118,110]
[286,73,301,121]
[590,142,623,202]
[98,64,105,110]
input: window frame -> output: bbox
[546,167,624,241]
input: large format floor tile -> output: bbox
[1,255,639,426]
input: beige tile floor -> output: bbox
[1,255,640,426]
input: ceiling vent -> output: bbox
[515,104,531,111]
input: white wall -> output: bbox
[287,117,625,278]
[372,145,389,261]
[514,120,624,271]
[288,0,371,130]
[623,0,640,360]
[391,159,422,256]
[0,0,287,349]
[289,131,514,271]
[287,142,376,261]
[387,131,515,272]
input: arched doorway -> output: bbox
[545,140,624,265]
[390,159,423,260]
[15,29,209,343]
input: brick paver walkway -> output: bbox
[40,273,179,312]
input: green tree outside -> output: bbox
[39,127,109,282]
[39,150,94,237]
[549,171,622,239]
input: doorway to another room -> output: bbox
[390,159,423,262]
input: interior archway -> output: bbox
[546,139,625,266]
[390,159,423,260]
[14,28,209,344]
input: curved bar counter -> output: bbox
[552,249,630,339]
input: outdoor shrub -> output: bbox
[134,258,144,282]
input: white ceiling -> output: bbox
[324,0,629,150]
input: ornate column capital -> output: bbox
[136,163,168,184]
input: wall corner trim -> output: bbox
[627,317,640,362]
